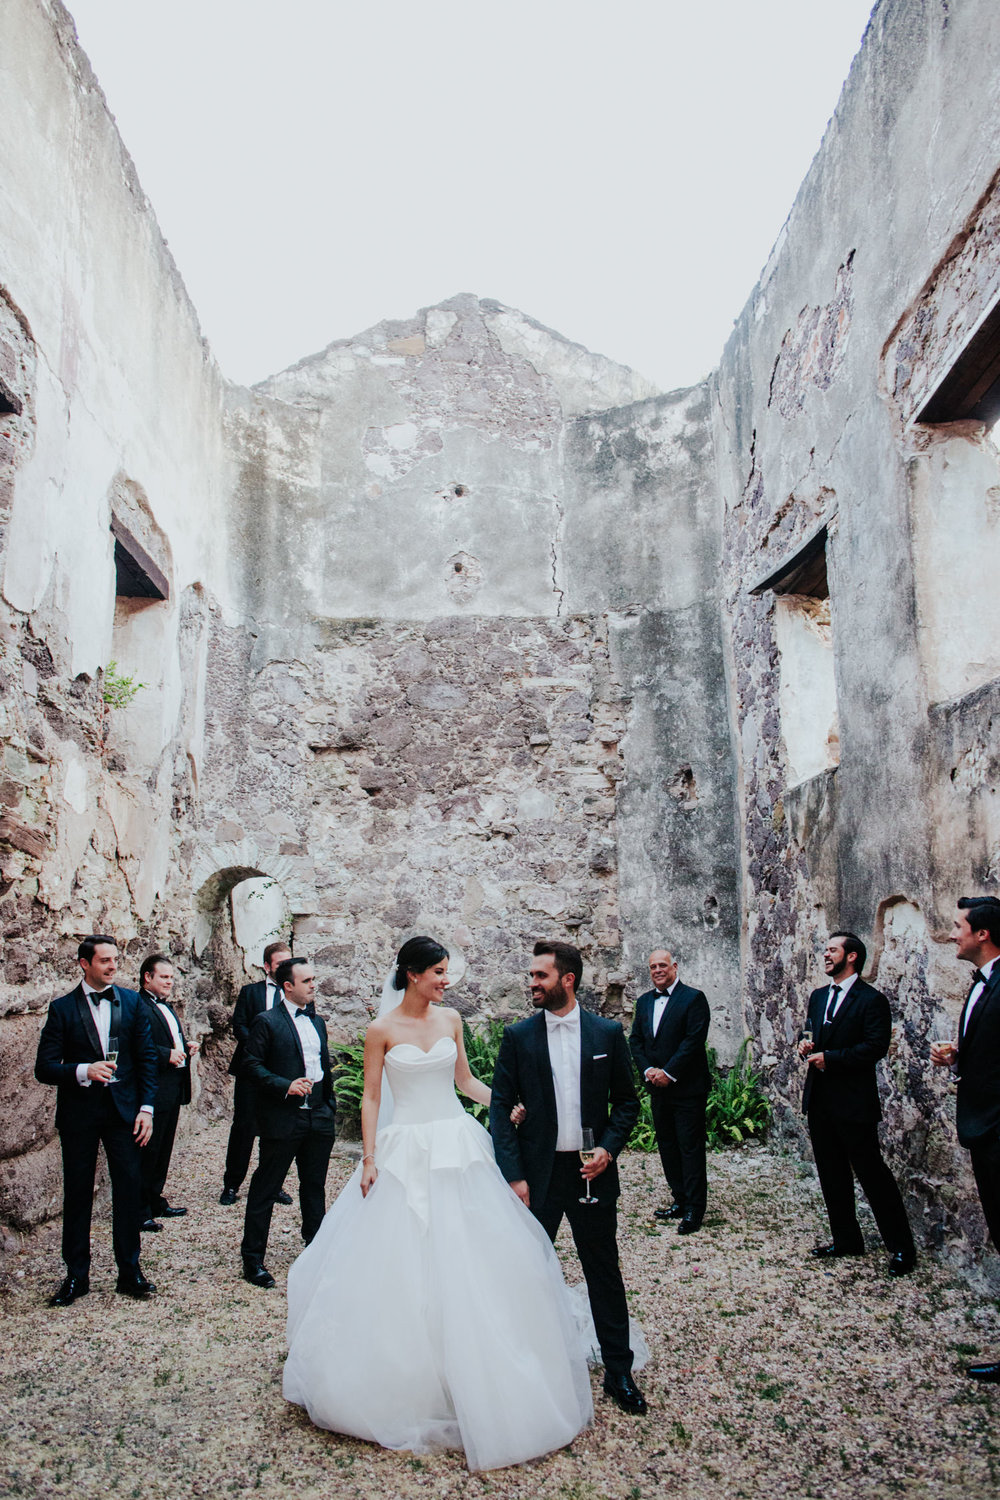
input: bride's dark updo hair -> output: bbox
[394,935,449,991]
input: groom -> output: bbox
[491,940,646,1415]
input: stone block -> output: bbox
[0,813,46,859]
[0,1013,54,1159]
[0,1136,62,1228]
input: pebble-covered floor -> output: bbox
[2,1121,997,1499]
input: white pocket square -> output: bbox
[593,1053,608,1059]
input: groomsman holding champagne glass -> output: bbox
[931,896,1000,1381]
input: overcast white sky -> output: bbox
[68,0,876,392]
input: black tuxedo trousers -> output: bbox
[533,1154,632,1376]
[240,1106,336,1266]
[61,1088,143,1278]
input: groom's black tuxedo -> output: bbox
[630,981,711,1223]
[35,984,157,1279]
[801,977,914,1256]
[491,1006,639,1376]
[240,1002,337,1268]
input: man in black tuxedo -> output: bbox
[490,940,646,1415]
[220,939,292,1205]
[629,948,711,1234]
[137,954,197,1232]
[34,935,159,1304]
[799,930,915,1276]
[239,958,337,1288]
[931,896,1000,1380]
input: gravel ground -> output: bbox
[1,1122,998,1499]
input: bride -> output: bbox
[283,936,593,1471]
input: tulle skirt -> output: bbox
[284,1111,594,1471]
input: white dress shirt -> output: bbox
[824,971,858,1025]
[155,1000,184,1057]
[285,999,324,1082]
[963,956,997,1034]
[76,983,153,1112]
[545,1003,584,1152]
[652,981,676,1037]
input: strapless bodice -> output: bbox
[382,1037,465,1125]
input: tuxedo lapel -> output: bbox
[73,985,103,1058]
[529,1012,558,1121]
[579,1009,595,1115]
[959,967,1000,1054]
[277,1002,307,1072]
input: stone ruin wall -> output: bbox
[713,0,1000,1269]
[4,0,1000,1276]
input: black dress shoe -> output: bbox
[275,1190,293,1206]
[242,1262,276,1289]
[219,1187,238,1205]
[654,1205,684,1221]
[967,1360,1000,1382]
[50,1275,89,1307]
[811,1243,865,1259]
[158,1205,188,1218]
[603,1372,648,1415]
[116,1270,156,1299]
[141,1219,163,1233]
[887,1250,916,1277]
[677,1213,702,1235]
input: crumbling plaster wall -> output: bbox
[713,0,1000,1258]
[0,0,233,1236]
[209,301,742,1049]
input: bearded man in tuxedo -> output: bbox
[799,930,915,1276]
[931,896,1000,1381]
[34,935,159,1304]
[220,939,292,1206]
[137,954,198,1232]
[629,948,711,1234]
[490,940,646,1416]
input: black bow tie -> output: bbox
[296,1006,315,1019]
[971,969,987,990]
[92,989,114,1002]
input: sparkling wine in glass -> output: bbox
[801,1019,813,1051]
[579,1128,598,1205]
[105,1048,119,1083]
[299,1080,313,1111]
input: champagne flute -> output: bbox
[579,1128,598,1206]
[299,1079,313,1111]
[105,1048,119,1084]
[801,1019,814,1051]
[930,1016,957,1084]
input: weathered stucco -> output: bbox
[1,0,1000,1270]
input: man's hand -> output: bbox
[581,1146,611,1180]
[86,1060,116,1084]
[798,1038,815,1059]
[169,1048,185,1067]
[931,1041,958,1067]
[287,1076,313,1098]
[187,1040,200,1057]
[645,1067,671,1087]
[510,1179,530,1208]
[806,1052,826,1072]
[510,1103,526,1125]
[134,1111,153,1147]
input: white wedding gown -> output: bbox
[283,1037,594,1471]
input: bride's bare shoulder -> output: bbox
[365,1016,392,1044]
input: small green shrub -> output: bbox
[460,1017,506,1124]
[627,1037,770,1152]
[102,659,147,709]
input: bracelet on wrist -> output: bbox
[362,1154,375,1163]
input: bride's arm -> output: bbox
[360,1023,386,1197]
[451,1012,491,1107]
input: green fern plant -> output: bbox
[628,1038,770,1152]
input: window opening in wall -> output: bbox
[908,303,1000,704]
[917,296,1000,427]
[0,375,22,416]
[751,524,839,789]
[112,515,169,600]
